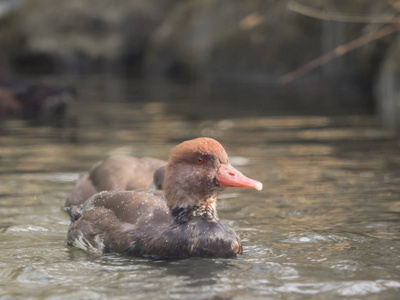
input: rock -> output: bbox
[1,0,181,73]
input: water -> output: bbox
[1,75,400,299]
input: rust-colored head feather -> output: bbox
[168,137,228,165]
[164,137,228,209]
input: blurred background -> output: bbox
[0,0,399,126]
[2,1,400,299]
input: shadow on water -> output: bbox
[64,247,242,298]
[77,76,373,119]
[67,246,237,282]
[3,74,371,123]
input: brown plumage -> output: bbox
[65,156,167,207]
[0,80,76,118]
[66,137,262,259]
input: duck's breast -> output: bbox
[136,219,242,259]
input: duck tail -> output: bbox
[63,205,83,222]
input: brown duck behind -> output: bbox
[65,156,166,207]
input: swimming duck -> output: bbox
[65,156,166,207]
[0,80,76,119]
[66,137,262,259]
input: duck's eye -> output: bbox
[196,158,204,165]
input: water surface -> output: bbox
[1,76,400,299]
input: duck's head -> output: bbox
[164,137,262,211]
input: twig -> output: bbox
[288,1,400,24]
[279,24,400,85]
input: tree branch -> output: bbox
[288,1,400,24]
[279,24,400,85]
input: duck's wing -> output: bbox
[83,190,170,225]
[67,190,171,254]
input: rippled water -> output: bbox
[1,76,400,299]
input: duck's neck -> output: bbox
[171,195,219,224]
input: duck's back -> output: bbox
[89,157,166,191]
[83,190,170,225]
[65,156,166,207]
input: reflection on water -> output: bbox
[1,76,400,299]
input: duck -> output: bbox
[66,137,262,259]
[65,156,167,207]
[0,80,76,119]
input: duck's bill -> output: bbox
[216,164,263,191]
